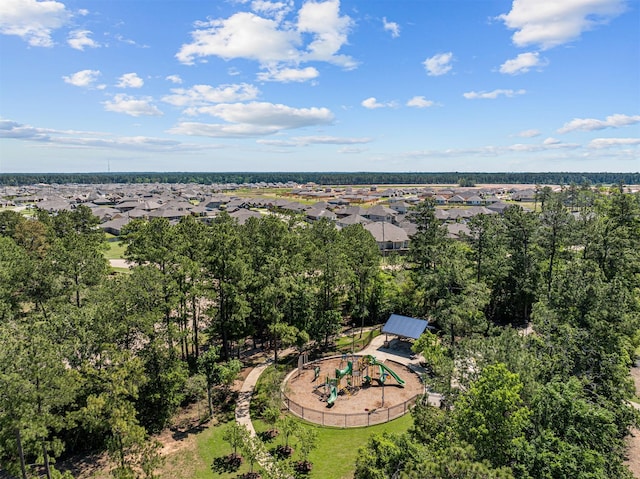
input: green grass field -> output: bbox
[104,234,127,260]
[192,413,412,479]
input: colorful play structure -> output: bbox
[312,354,405,407]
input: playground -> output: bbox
[282,354,424,427]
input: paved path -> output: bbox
[235,359,273,437]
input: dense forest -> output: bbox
[0,185,639,478]
[1,171,639,187]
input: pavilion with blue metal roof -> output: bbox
[381,314,430,340]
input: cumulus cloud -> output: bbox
[558,114,640,133]
[117,73,144,88]
[463,89,526,99]
[257,66,319,82]
[168,101,333,138]
[406,96,435,108]
[423,52,453,76]
[498,0,626,49]
[162,83,260,107]
[361,97,396,109]
[589,137,640,149]
[499,52,547,74]
[103,94,163,117]
[516,129,541,138]
[0,0,70,47]
[63,69,102,88]
[383,17,400,38]
[176,0,356,76]
[67,29,99,50]
[166,75,183,84]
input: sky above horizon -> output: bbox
[0,0,639,173]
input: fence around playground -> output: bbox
[282,392,419,427]
[281,354,422,428]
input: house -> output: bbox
[306,207,337,222]
[465,195,483,206]
[364,222,409,253]
[364,205,396,223]
[388,201,411,215]
[447,195,466,205]
[229,208,262,225]
[336,214,371,228]
[99,216,131,236]
[445,223,471,239]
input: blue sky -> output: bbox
[0,0,638,173]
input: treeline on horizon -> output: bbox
[1,171,639,186]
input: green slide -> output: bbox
[365,355,405,386]
[327,385,338,406]
[335,361,353,380]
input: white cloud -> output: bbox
[423,52,453,76]
[498,0,626,49]
[0,118,213,152]
[543,137,561,145]
[103,94,163,117]
[168,101,333,138]
[383,17,400,38]
[67,29,99,50]
[162,83,260,107]
[0,0,70,47]
[117,73,144,88]
[588,137,640,149]
[516,129,541,137]
[251,0,293,22]
[406,96,435,108]
[257,66,319,82]
[165,75,183,84]
[297,0,355,67]
[63,69,101,87]
[176,12,298,65]
[558,114,640,133]
[176,1,356,74]
[463,89,526,99]
[361,97,396,109]
[258,135,371,146]
[499,52,547,74]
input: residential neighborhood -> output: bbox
[1,181,544,254]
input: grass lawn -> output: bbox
[335,328,380,354]
[104,234,127,260]
[191,413,412,479]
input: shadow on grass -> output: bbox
[211,453,242,473]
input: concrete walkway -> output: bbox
[235,358,273,437]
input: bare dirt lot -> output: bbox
[283,356,423,427]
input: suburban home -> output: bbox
[465,195,483,205]
[364,205,397,223]
[336,214,371,228]
[99,216,131,236]
[445,223,471,239]
[229,208,262,225]
[388,201,411,214]
[364,222,410,253]
[305,207,337,222]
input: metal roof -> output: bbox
[382,314,429,340]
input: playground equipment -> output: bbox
[327,385,339,405]
[362,355,405,387]
[335,361,353,380]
